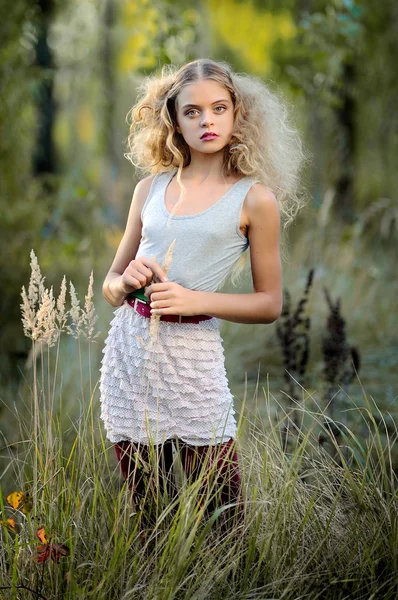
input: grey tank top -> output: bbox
[136,169,260,293]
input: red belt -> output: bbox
[126,296,213,324]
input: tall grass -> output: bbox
[0,254,397,599]
[221,215,397,433]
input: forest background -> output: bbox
[1,0,397,471]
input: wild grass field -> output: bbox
[1,0,397,597]
[0,219,397,600]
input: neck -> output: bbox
[181,149,227,184]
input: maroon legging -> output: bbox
[114,437,243,529]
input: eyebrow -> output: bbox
[181,99,231,109]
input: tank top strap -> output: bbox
[141,170,174,220]
[237,176,261,197]
[141,169,261,223]
[220,175,261,204]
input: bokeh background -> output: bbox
[1,0,397,458]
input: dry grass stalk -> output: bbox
[21,250,46,340]
[83,270,100,342]
[136,239,177,351]
[21,250,58,346]
[21,250,100,347]
[21,286,36,340]
[67,281,85,339]
[148,239,176,348]
[28,248,46,307]
[56,275,68,334]
[35,286,58,346]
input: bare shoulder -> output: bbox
[132,174,156,204]
[135,173,156,190]
[243,183,280,236]
[246,182,279,213]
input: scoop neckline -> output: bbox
[161,169,249,219]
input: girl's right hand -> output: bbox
[118,256,168,294]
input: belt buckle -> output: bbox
[134,297,149,311]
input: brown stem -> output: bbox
[0,585,48,599]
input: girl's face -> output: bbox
[175,79,235,155]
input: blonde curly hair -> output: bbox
[124,58,311,283]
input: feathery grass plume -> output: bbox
[322,287,360,421]
[162,239,176,276]
[34,286,58,347]
[20,252,59,346]
[67,281,85,339]
[276,268,314,433]
[55,275,68,334]
[83,271,101,342]
[28,249,46,307]
[20,249,47,340]
[20,286,36,341]
[148,239,176,348]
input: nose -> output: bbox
[200,112,214,127]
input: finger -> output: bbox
[126,267,152,287]
[133,264,153,282]
[149,291,170,302]
[149,298,168,308]
[139,257,168,282]
[151,306,175,315]
[145,282,169,296]
[120,276,142,292]
[149,300,178,315]
[143,284,150,296]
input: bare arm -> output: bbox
[194,183,283,323]
[146,183,283,324]
[102,176,168,307]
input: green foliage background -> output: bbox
[1,0,396,429]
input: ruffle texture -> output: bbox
[99,302,237,446]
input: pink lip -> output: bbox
[200,132,219,139]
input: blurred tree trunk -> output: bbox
[333,59,356,223]
[100,0,119,211]
[101,0,118,170]
[33,0,57,177]
[0,0,59,384]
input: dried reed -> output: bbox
[147,239,176,349]
[21,250,101,350]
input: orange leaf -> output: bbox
[6,491,24,510]
[32,527,69,564]
[6,490,33,514]
[37,527,48,544]
[1,518,16,532]
[33,541,70,564]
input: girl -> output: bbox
[100,58,307,528]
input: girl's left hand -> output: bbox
[145,281,202,316]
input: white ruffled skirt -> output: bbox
[99,302,237,446]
